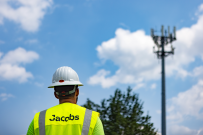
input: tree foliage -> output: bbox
[83,87,157,135]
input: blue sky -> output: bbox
[0,0,203,135]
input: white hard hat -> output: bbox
[48,66,83,88]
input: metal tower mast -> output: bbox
[151,25,176,135]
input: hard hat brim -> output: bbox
[48,81,83,88]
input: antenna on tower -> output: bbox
[173,26,176,40]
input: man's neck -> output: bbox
[59,98,76,104]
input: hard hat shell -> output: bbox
[48,66,83,88]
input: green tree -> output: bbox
[83,87,158,135]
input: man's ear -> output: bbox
[54,92,59,99]
[75,88,79,97]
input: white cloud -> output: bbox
[0,47,39,82]
[167,80,203,122]
[89,29,158,88]
[89,7,203,88]
[0,93,14,101]
[88,69,116,88]
[0,47,38,65]
[0,0,53,32]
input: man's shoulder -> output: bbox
[35,103,99,116]
[42,103,86,112]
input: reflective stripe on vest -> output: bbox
[39,109,92,135]
[82,109,92,135]
[39,110,47,135]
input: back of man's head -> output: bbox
[54,85,78,100]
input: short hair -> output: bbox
[54,85,78,99]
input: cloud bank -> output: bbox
[0,47,39,82]
[167,80,203,122]
[0,0,53,32]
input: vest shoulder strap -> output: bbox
[39,109,47,135]
[82,109,92,135]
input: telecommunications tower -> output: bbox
[151,25,176,135]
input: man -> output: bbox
[27,66,105,135]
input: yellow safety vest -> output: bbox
[33,103,99,135]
